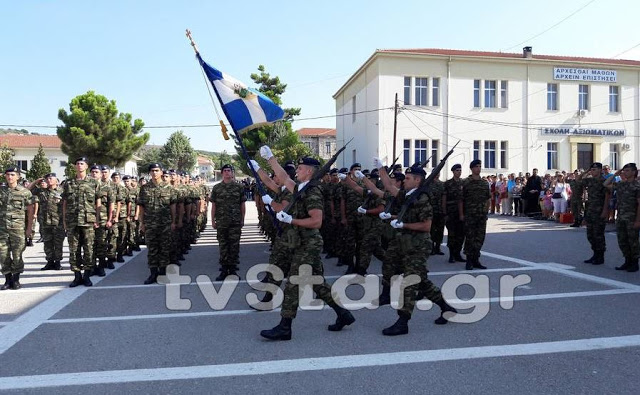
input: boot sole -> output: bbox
[260,331,291,341]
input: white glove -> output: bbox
[379,212,392,220]
[357,206,367,214]
[373,157,385,169]
[261,194,273,205]
[276,211,293,224]
[338,173,347,181]
[354,170,365,180]
[248,160,260,171]
[260,145,274,160]
[390,219,404,229]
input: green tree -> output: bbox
[0,143,15,172]
[161,131,197,173]
[26,144,52,180]
[64,156,77,180]
[233,65,311,174]
[57,91,149,167]
[136,147,163,176]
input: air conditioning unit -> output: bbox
[622,143,631,150]
[577,109,588,117]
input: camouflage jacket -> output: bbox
[62,176,100,227]
[36,186,64,227]
[443,178,463,216]
[428,179,445,215]
[582,176,608,213]
[613,180,640,220]
[0,184,34,231]
[210,181,246,227]
[462,176,491,217]
[138,181,177,225]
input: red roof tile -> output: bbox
[0,134,62,149]
[296,128,336,137]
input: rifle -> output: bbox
[395,142,459,222]
[382,154,432,214]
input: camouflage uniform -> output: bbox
[264,186,293,287]
[341,181,364,270]
[113,183,129,259]
[568,178,584,224]
[138,181,177,269]
[444,177,465,259]
[62,176,99,272]
[613,180,640,261]
[126,184,139,248]
[462,176,491,264]
[332,182,345,262]
[582,176,608,257]
[429,179,445,254]
[36,186,65,265]
[354,189,383,275]
[381,191,402,289]
[94,180,115,265]
[210,181,246,271]
[0,184,34,275]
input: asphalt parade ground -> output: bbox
[1,204,639,394]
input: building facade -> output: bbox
[296,128,337,160]
[195,155,215,180]
[333,47,640,178]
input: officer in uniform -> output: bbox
[443,164,466,263]
[0,166,35,290]
[567,170,584,227]
[30,173,65,270]
[461,159,491,270]
[210,164,246,280]
[579,163,610,265]
[259,146,355,340]
[138,163,178,284]
[62,157,100,287]
[605,163,640,272]
[429,173,446,256]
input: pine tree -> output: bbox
[26,144,52,180]
[161,131,197,173]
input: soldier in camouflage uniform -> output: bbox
[372,160,456,336]
[443,164,466,263]
[138,163,178,284]
[567,170,584,227]
[30,173,65,271]
[258,147,355,341]
[322,169,339,259]
[111,172,128,262]
[579,163,610,265]
[340,163,365,274]
[91,165,114,276]
[429,173,446,256]
[461,159,491,270]
[123,175,140,254]
[605,163,640,272]
[167,171,185,266]
[100,166,118,266]
[333,168,348,266]
[0,166,35,290]
[210,164,246,281]
[62,157,100,287]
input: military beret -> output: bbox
[122,175,131,180]
[284,160,295,167]
[329,168,338,175]
[339,167,348,174]
[362,169,370,175]
[221,164,234,171]
[369,169,380,179]
[391,172,405,181]
[405,166,426,177]
[298,157,321,167]
[451,164,462,171]
[100,165,110,171]
[162,170,169,175]
[623,163,637,170]
[90,165,100,171]
[44,172,57,178]
[392,164,402,170]
[4,166,20,174]
[470,159,482,168]
[111,172,121,178]
[350,162,361,170]
[590,162,603,169]
[75,157,88,164]
[148,163,162,171]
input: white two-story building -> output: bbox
[333,47,640,178]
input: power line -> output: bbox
[612,41,640,59]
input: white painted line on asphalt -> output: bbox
[2,334,640,389]
[44,288,637,325]
[87,267,542,291]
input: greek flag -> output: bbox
[197,54,285,133]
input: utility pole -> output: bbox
[392,93,398,161]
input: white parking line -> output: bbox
[1,334,639,389]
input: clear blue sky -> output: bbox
[1,0,638,154]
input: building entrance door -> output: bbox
[577,143,593,170]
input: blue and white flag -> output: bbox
[197,54,285,133]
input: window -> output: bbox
[547,83,558,111]
[610,144,619,170]
[484,80,496,108]
[609,86,619,113]
[60,160,68,167]
[547,143,558,170]
[325,141,331,155]
[484,141,496,168]
[473,80,481,108]
[414,139,427,165]
[500,141,508,169]
[500,80,508,108]
[403,76,411,105]
[473,140,480,160]
[431,140,439,167]
[304,142,312,149]
[415,77,428,106]
[432,78,440,106]
[578,85,589,110]
[352,96,356,122]
[403,139,411,167]
[15,160,28,172]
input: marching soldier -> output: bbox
[0,167,35,290]
[579,163,610,265]
[210,164,246,281]
[340,163,365,274]
[461,159,491,270]
[259,146,355,341]
[429,173,446,256]
[443,164,466,263]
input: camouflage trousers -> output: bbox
[322,217,338,255]
[68,225,95,272]
[127,218,138,247]
[341,217,362,265]
[106,221,118,260]
[41,224,65,262]
[146,222,171,269]
[0,229,26,275]
[264,237,292,287]
[463,215,487,261]
[94,224,110,261]
[217,225,242,269]
[381,233,402,287]
[616,218,640,260]
[281,232,337,319]
[355,217,382,274]
[571,199,583,221]
[430,213,445,246]
[445,215,465,257]
[115,218,127,256]
[585,211,606,253]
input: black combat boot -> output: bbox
[448,254,456,263]
[41,261,56,271]
[116,254,125,263]
[106,257,116,269]
[132,245,141,252]
[473,259,487,270]
[53,260,62,270]
[215,268,228,281]
[227,267,240,280]
[434,299,457,325]
[454,254,467,263]
[465,259,474,270]
[615,258,630,271]
[378,285,391,306]
[584,253,596,264]
[144,267,159,285]
[327,304,355,332]
[124,248,133,257]
[336,257,345,267]
[69,272,83,288]
[1,274,13,290]
[382,312,410,336]
[82,270,93,287]
[260,317,292,341]
[433,243,444,255]
[93,261,106,277]
[592,251,605,265]
[11,273,21,290]
[626,259,639,272]
[178,254,185,261]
